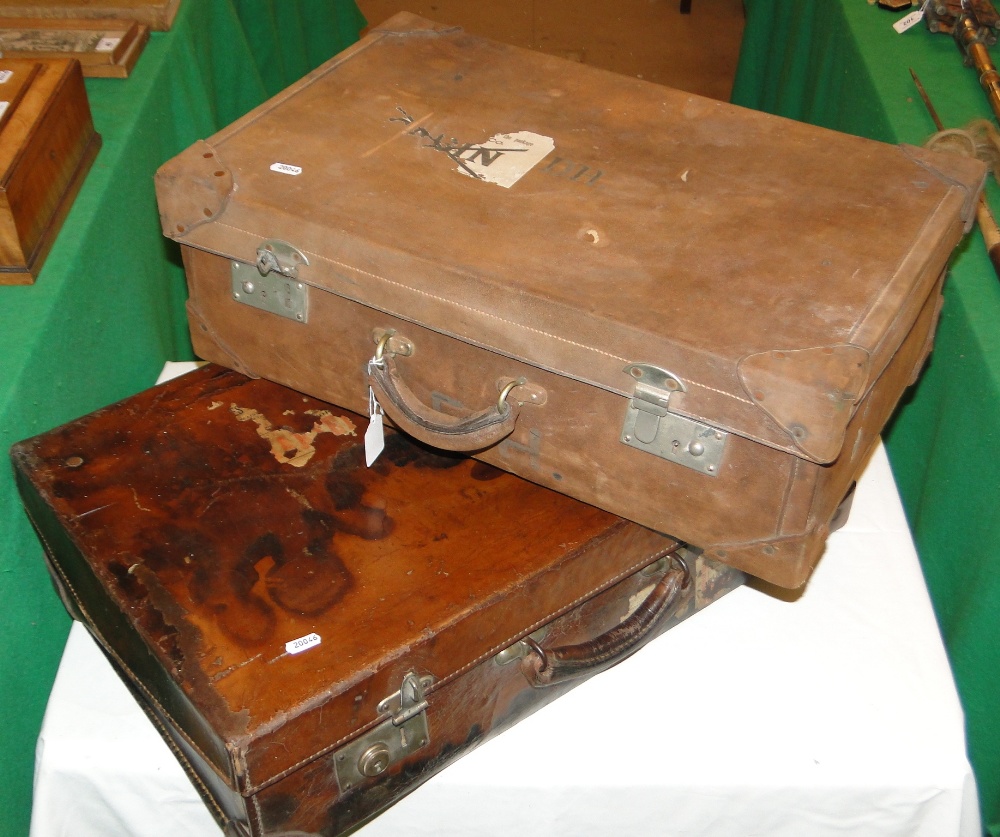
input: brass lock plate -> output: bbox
[333,709,429,793]
[621,404,727,476]
[333,672,432,793]
[231,261,308,323]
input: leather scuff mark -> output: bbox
[229,404,357,467]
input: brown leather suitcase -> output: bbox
[0,57,100,284]
[153,13,984,588]
[12,364,742,837]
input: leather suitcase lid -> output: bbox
[11,365,673,795]
[155,13,985,463]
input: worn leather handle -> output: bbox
[521,552,690,688]
[368,350,521,453]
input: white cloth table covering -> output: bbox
[29,363,981,837]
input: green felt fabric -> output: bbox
[0,2,365,834]
[734,3,1000,834]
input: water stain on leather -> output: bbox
[229,402,357,468]
[246,530,353,617]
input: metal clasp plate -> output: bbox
[493,626,550,667]
[333,673,432,793]
[231,240,309,323]
[620,363,727,476]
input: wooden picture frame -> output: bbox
[0,18,150,78]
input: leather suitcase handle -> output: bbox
[521,550,691,688]
[368,337,522,452]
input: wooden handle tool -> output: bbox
[911,67,1000,278]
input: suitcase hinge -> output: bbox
[620,363,727,477]
[231,240,309,323]
[333,673,432,793]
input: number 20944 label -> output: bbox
[285,632,321,655]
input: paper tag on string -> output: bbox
[365,387,385,467]
[893,10,923,33]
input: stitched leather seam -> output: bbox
[34,520,367,800]
[430,542,682,691]
[848,191,948,343]
[24,511,239,797]
[35,495,681,797]
[247,541,681,790]
[213,220,754,406]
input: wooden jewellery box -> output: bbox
[0,57,100,284]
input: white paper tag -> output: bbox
[365,386,385,467]
[270,162,302,175]
[285,632,321,655]
[893,9,924,33]
[0,71,13,84]
[0,103,8,120]
[95,36,121,52]
[457,130,555,188]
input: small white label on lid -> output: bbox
[270,162,302,175]
[95,36,121,52]
[285,632,321,655]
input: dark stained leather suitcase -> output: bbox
[154,13,984,588]
[11,365,742,837]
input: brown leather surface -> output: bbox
[155,15,981,587]
[11,365,730,800]
[155,12,983,457]
[116,542,738,837]
[180,248,946,588]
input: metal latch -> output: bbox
[231,240,309,323]
[620,363,727,477]
[333,672,432,793]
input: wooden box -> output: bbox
[0,0,180,32]
[0,58,101,284]
[0,18,150,78]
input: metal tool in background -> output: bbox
[911,67,1000,278]
[925,0,1000,124]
